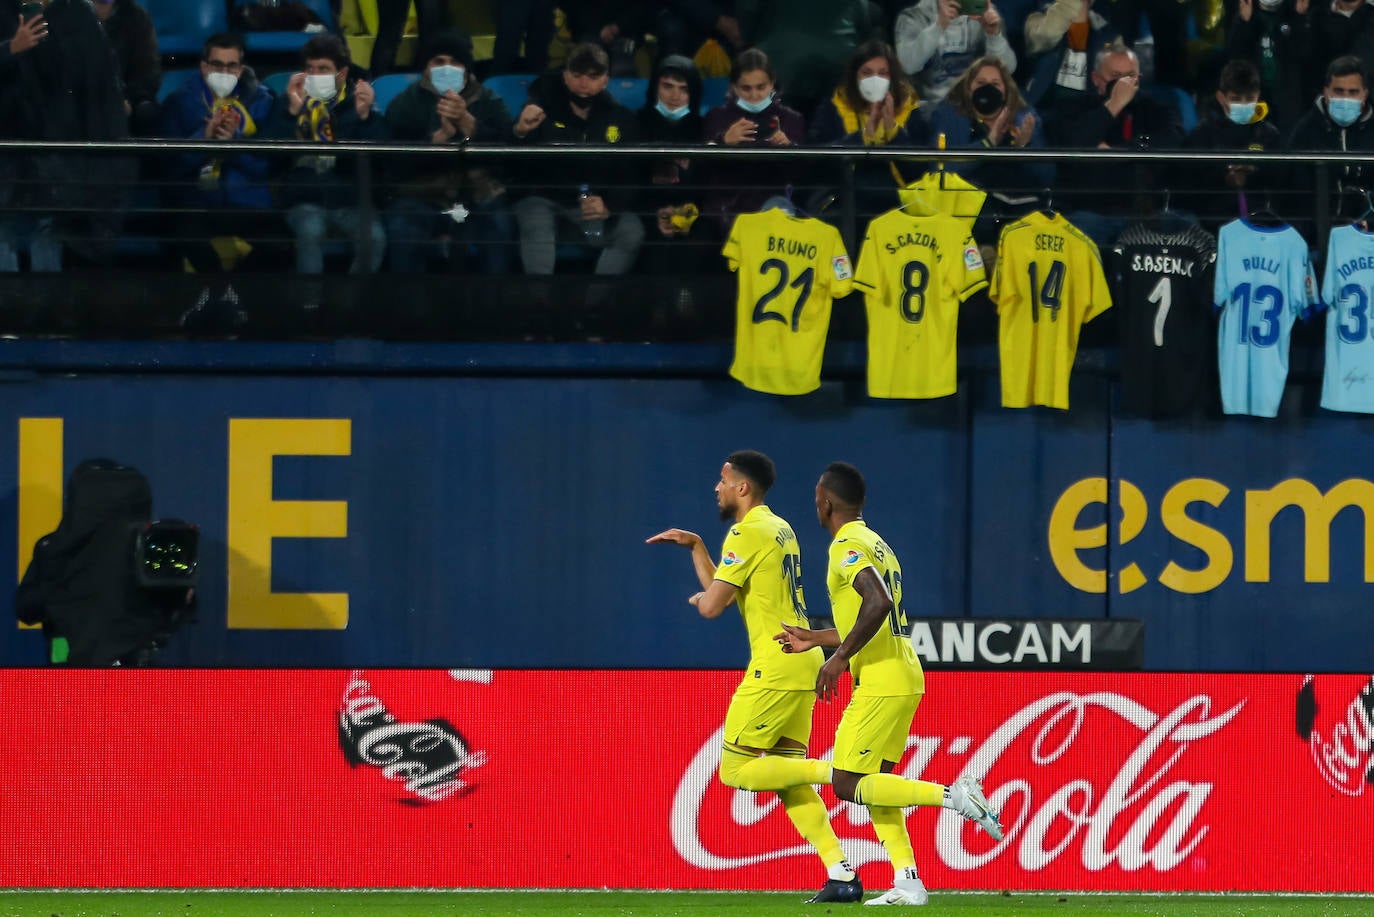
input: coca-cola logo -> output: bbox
[671,691,1243,873]
[338,670,487,805]
[1296,674,1374,797]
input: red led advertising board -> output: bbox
[2,670,1368,890]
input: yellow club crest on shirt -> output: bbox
[606,125,621,143]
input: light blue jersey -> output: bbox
[1214,219,1317,417]
[1320,224,1374,413]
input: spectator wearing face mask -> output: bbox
[1285,54,1374,216]
[1048,41,1183,247]
[636,54,713,277]
[381,31,515,276]
[927,55,1051,240]
[159,32,276,276]
[1227,0,1313,134]
[895,0,1017,109]
[809,41,926,216]
[265,33,390,276]
[1182,58,1284,231]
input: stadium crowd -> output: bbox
[0,0,1369,285]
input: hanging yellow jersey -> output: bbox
[854,208,988,399]
[715,504,822,690]
[991,211,1112,410]
[826,520,923,696]
[723,209,854,395]
[895,170,987,235]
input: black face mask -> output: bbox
[971,84,1005,116]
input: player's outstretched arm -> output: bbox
[775,622,840,653]
[647,528,718,589]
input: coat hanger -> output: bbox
[1246,192,1284,227]
[1038,186,1055,217]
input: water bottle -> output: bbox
[578,184,605,242]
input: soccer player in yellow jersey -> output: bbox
[777,462,1004,906]
[647,450,862,903]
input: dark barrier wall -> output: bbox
[1,344,1371,671]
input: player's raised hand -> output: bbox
[775,622,822,653]
[354,79,375,119]
[514,102,546,137]
[646,528,704,548]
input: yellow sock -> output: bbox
[777,784,847,868]
[853,773,945,808]
[718,744,832,792]
[868,806,916,871]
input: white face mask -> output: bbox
[205,71,239,99]
[304,73,339,101]
[430,64,466,95]
[858,75,890,104]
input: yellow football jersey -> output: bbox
[894,170,987,236]
[723,209,854,395]
[715,504,822,690]
[854,209,988,399]
[826,521,923,696]
[991,211,1113,409]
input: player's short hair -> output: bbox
[1094,40,1137,76]
[1326,55,1367,88]
[820,462,866,508]
[726,450,776,494]
[1218,59,1261,96]
[302,33,350,69]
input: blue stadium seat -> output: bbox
[263,70,293,97]
[606,77,647,110]
[484,74,535,116]
[700,76,729,113]
[158,68,203,103]
[371,73,419,115]
[143,0,225,57]
[1143,83,1198,135]
[236,0,336,55]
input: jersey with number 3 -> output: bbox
[723,209,854,395]
[991,211,1112,409]
[1214,219,1316,417]
[826,520,922,696]
[715,504,821,690]
[1320,224,1374,413]
[854,209,988,398]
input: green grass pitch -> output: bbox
[0,891,1370,917]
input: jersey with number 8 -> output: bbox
[991,212,1113,409]
[723,209,854,395]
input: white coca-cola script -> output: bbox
[1307,675,1374,798]
[670,691,1244,873]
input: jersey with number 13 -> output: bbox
[1213,219,1316,417]
[723,209,854,395]
[991,212,1112,409]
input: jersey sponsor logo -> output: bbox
[963,244,982,272]
[841,549,863,567]
[832,254,852,280]
[722,551,743,566]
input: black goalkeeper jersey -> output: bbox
[1111,222,1218,417]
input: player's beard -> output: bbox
[718,498,737,522]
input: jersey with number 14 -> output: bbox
[723,209,854,395]
[826,520,923,697]
[1213,219,1316,417]
[1320,224,1374,413]
[854,209,988,398]
[991,212,1112,409]
[715,504,821,690]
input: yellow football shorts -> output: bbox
[831,691,922,774]
[723,684,816,750]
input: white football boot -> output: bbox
[865,867,929,906]
[948,775,1005,841]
